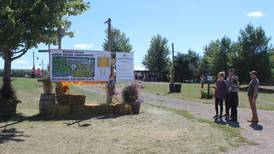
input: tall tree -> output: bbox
[269,48,274,68]
[201,36,232,76]
[102,28,132,52]
[0,0,89,98]
[174,50,200,82]
[234,24,272,82]
[142,34,170,81]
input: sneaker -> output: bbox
[213,115,219,118]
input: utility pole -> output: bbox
[58,27,65,50]
[171,43,175,84]
[31,51,36,78]
[105,18,114,104]
[41,60,44,77]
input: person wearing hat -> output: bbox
[248,71,259,123]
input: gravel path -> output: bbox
[81,85,274,154]
[140,92,274,154]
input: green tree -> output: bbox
[269,48,274,68]
[142,34,170,81]
[200,36,232,76]
[102,28,132,52]
[0,0,89,98]
[234,24,272,82]
[174,50,200,82]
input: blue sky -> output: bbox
[3,0,274,70]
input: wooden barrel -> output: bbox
[39,94,55,114]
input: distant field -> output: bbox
[141,82,274,110]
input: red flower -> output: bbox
[62,85,69,93]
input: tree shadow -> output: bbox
[250,123,263,131]
[0,128,28,144]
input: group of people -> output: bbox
[214,69,259,123]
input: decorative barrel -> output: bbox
[39,94,55,114]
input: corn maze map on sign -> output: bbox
[50,49,111,82]
[52,57,95,77]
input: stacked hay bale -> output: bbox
[50,94,86,117]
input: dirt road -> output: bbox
[81,85,274,154]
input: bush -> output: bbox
[122,85,138,104]
[200,89,213,99]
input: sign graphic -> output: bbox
[50,49,111,82]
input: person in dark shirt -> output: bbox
[248,71,259,123]
[225,68,240,121]
[213,72,228,118]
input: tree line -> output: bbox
[142,24,274,83]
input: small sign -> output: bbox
[116,52,134,82]
[207,76,214,82]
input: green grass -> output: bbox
[0,78,106,115]
[1,78,254,153]
[149,103,256,152]
[141,82,274,110]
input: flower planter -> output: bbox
[131,104,141,114]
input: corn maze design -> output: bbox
[52,57,95,77]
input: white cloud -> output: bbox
[74,43,94,49]
[14,60,28,64]
[247,11,264,18]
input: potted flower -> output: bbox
[122,85,143,114]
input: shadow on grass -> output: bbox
[0,128,28,144]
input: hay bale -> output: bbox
[48,104,70,118]
[110,103,132,115]
[69,95,86,106]
[57,95,70,105]
[57,94,86,106]
[82,103,112,116]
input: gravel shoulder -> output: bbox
[79,85,274,154]
[140,91,274,154]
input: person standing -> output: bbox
[248,71,259,123]
[225,69,240,121]
[213,72,227,118]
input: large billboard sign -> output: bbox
[50,49,111,82]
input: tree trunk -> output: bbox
[1,52,14,98]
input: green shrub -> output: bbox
[200,89,213,99]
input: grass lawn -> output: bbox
[0,78,251,154]
[141,82,274,110]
